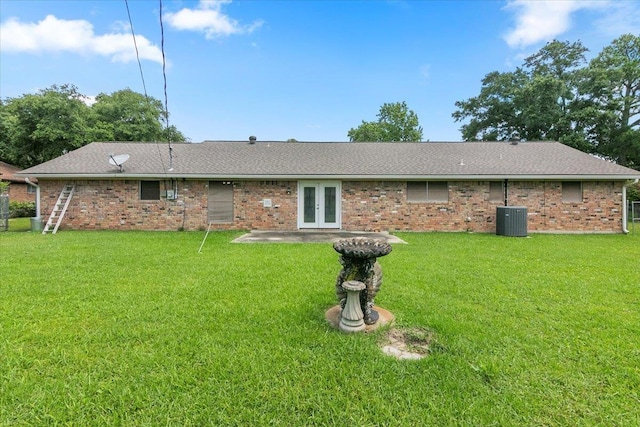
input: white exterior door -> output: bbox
[298,181,341,229]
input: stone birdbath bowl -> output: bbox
[327,237,394,333]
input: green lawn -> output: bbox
[1,230,639,426]
[6,217,31,232]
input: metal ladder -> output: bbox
[43,184,75,234]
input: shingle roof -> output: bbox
[19,141,640,180]
[0,161,32,183]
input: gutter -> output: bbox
[24,177,40,219]
[622,179,639,234]
[14,173,640,181]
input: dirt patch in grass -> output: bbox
[380,327,436,360]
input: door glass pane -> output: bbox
[303,187,316,223]
[324,186,336,223]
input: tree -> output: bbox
[581,34,640,168]
[2,84,91,169]
[452,36,640,169]
[451,69,528,141]
[348,101,423,142]
[453,40,588,147]
[89,89,187,142]
[0,100,13,164]
[0,85,189,169]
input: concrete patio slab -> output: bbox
[232,230,406,244]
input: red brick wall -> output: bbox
[37,179,626,233]
[511,181,624,233]
[6,182,35,203]
[341,180,624,233]
[39,180,208,231]
[0,161,36,203]
[342,180,497,232]
[230,181,298,230]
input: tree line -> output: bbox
[1,34,638,171]
[0,85,187,169]
[350,34,639,170]
[452,34,639,169]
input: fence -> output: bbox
[0,195,8,231]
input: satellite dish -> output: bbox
[108,154,130,172]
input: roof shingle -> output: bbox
[19,141,640,180]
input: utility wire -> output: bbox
[159,0,174,171]
[124,0,148,98]
[123,0,170,178]
[159,0,170,137]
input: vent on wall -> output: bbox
[496,206,528,237]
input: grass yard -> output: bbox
[1,230,639,426]
[6,218,31,232]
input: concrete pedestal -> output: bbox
[326,305,395,333]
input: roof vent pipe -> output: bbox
[249,136,257,144]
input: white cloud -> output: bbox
[164,0,263,39]
[593,1,640,38]
[0,15,163,63]
[80,95,97,106]
[503,0,608,48]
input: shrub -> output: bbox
[9,201,36,218]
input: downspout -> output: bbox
[503,179,508,206]
[622,179,638,234]
[24,178,40,219]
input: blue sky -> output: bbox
[1,0,639,142]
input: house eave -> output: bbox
[16,173,640,181]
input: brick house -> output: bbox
[18,140,640,233]
[0,161,37,203]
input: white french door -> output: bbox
[298,181,341,229]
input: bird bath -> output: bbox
[331,237,393,333]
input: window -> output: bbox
[140,181,160,200]
[27,185,37,194]
[562,181,582,203]
[407,181,449,203]
[208,181,233,223]
[489,181,504,202]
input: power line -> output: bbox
[123,0,170,177]
[124,0,148,98]
[159,0,174,171]
[159,0,170,135]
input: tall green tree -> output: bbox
[581,34,640,168]
[348,101,423,142]
[89,89,187,142]
[2,84,91,169]
[0,85,189,169]
[452,35,640,169]
[453,40,588,148]
[0,100,13,164]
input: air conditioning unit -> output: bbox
[496,206,528,237]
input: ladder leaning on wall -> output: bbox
[43,184,75,234]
